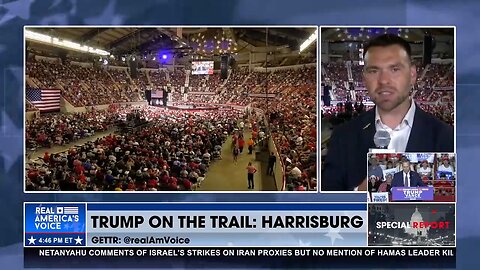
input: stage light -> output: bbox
[152,57,156,61]
[299,29,318,53]
[121,57,126,62]
[162,54,167,60]
[25,30,109,56]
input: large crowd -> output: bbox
[26,105,242,191]
[26,105,124,149]
[26,55,317,192]
[26,59,143,107]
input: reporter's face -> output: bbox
[363,45,417,112]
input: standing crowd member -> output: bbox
[246,162,257,189]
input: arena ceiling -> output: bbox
[321,27,454,43]
[26,27,316,57]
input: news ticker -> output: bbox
[24,203,367,247]
[24,247,456,269]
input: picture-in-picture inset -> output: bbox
[368,152,455,203]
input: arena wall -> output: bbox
[268,137,285,191]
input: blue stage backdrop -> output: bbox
[0,0,477,269]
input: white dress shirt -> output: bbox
[375,100,416,152]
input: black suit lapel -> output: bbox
[361,109,377,150]
[406,105,427,151]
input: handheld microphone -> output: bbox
[373,130,391,149]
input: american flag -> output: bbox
[25,88,61,112]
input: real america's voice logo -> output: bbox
[34,206,80,230]
[25,203,86,247]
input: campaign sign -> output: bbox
[371,192,389,203]
[382,168,398,181]
[391,187,434,201]
[403,153,435,163]
[24,203,86,247]
[437,171,454,180]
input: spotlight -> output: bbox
[162,54,167,60]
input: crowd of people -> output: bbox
[188,73,222,92]
[26,105,123,149]
[149,69,168,86]
[26,55,318,192]
[26,105,242,191]
[26,59,144,107]
[259,86,317,190]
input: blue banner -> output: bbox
[437,171,454,180]
[24,203,86,247]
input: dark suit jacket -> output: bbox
[391,171,424,187]
[322,105,453,191]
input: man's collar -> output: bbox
[375,99,416,127]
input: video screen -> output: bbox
[321,27,455,192]
[367,152,456,203]
[192,61,214,75]
[24,27,317,193]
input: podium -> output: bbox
[391,187,434,201]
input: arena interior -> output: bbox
[25,27,317,192]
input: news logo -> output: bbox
[368,204,455,246]
[24,203,86,247]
